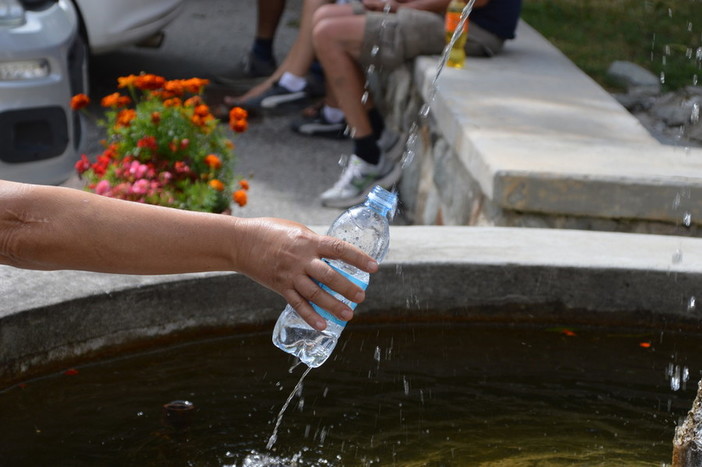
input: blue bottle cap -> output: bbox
[368,185,398,218]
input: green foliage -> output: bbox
[521,0,701,91]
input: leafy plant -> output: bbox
[71,74,250,213]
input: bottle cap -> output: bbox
[368,185,398,218]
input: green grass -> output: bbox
[520,0,701,91]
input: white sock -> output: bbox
[278,72,307,92]
[322,105,345,123]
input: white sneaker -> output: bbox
[320,153,402,209]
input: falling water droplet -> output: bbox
[403,376,410,395]
[361,91,369,105]
[337,154,349,167]
[691,103,700,124]
[688,296,696,312]
[660,71,666,84]
[672,249,683,264]
[669,363,682,391]
[366,64,375,75]
[374,346,381,362]
[420,103,431,118]
[370,44,380,57]
[673,193,681,209]
[683,212,692,227]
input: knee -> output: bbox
[312,17,338,51]
[311,3,336,26]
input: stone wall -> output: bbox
[376,23,702,237]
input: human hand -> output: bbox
[232,218,379,331]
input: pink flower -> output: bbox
[131,179,150,195]
[95,180,111,196]
[128,161,149,179]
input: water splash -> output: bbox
[688,296,697,312]
[683,212,692,227]
[267,366,313,450]
[668,363,690,392]
[672,249,683,264]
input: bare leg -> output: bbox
[312,5,371,138]
[256,0,286,40]
[225,0,330,106]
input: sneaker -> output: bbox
[320,153,402,209]
[291,113,347,139]
[240,81,310,112]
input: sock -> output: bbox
[353,134,381,166]
[367,107,385,141]
[278,71,307,92]
[251,38,274,61]
[322,105,345,124]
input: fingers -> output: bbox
[286,259,369,331]
[285,278,353,331]
[319,237,379,275]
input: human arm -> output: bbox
[0,180,378,330]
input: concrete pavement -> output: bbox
[73,0,349,227]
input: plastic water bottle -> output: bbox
[272,185,397,368]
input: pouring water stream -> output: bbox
[264,0,476,456]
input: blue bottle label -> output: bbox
[311,260,369,327]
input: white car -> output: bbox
[72,0,184,55]
[0,0,86,185]
[0,0,184,185]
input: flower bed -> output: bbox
[71,74,249,213]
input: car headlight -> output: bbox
[0,59,50,80]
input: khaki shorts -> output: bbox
[358,7,445,70]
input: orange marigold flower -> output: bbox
[233,189,248,207]
[639,342,652,348]
[209,179,225,191]
[194,104,210,117]
[229,118,248,133]
[151,112,161,124]
[116,109,137,127]
[134,73,166,91]
[163,97,182,108]
[164,80,186,96]
[182,78,210,93]
[117,74,139,88]
[101,92,131,108]
[239,179,249,190]
[70,93,90,110]
[229,106,248,121]
[184,96,202,107]
[204,154,222,169]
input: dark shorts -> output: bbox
[358,7,445,70]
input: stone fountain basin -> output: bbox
[2,226,702,386]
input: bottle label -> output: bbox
[312,261,369,327]
[445,12,468,34]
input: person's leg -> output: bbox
[313,7,445,207]
[313,5,373,150]
[226,0,330,109]
[245,0,287,77]
[312,5,402,208]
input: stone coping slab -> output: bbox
[3,226,702,318]
[4,225,702,385]
[414,21,702,224]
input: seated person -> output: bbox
[309,0,521,208]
